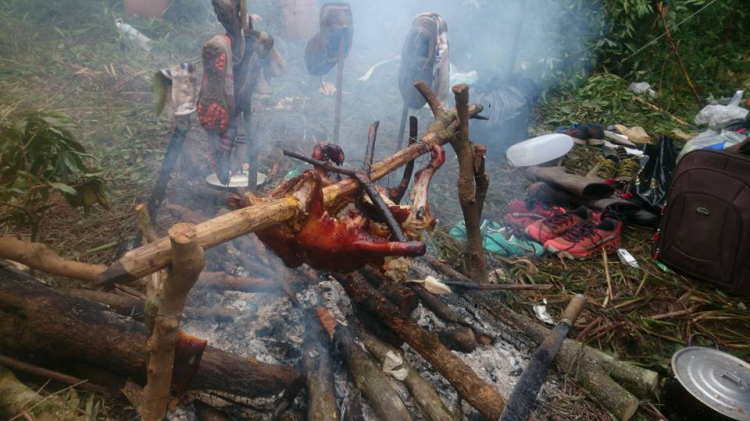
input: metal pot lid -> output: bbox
[206,172,267,188]
[672,347,750,421]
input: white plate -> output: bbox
[206,172,267,188]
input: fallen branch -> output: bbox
[0,354,109,393]
[354,325,452,421]
[0,263,303,405]
[143,223,206,420]
[335,272,507,420]
[97,101,483,287]
[0,237,105,283]
[317,308,412,421]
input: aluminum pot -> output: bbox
[661,334,750,421]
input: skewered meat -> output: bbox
[239,145,444,273]
[249,171,425,272]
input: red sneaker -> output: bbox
[525,206,591,244]
[504,200,562,234]
[544,218,623,260]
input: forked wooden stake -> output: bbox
[142,223,205,420]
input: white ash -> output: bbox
[177,268,559,419]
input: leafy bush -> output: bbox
[0,112,109,240]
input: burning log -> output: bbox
[96,99,484,287]
[302,309,338,421]
[354,325,452,421]
[422,257,658,421]
[0,263,302,405]
[334,272,508,420]
[316,308,412,421]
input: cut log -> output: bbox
[317,308,412,421]
[410,284,493,346]
[422,256,658,421]
[0,263,302,405]
[354,325,452,421]
[335,272,507,420]
[97,103,484,287]
[302,309,338,421]
[0,236,105,283]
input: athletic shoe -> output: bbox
[398,12,449,109]
[525,206,591,244]
[483,221,545,257]
[544,217,623,259]
[197,34,234,134]
[503,199,563,234]
[615,158,641,182]
[586,155,620,180]
[304,3,353,76]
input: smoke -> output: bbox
[281,0,605,155]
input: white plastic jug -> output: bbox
[506,134,574,167]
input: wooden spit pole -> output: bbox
[96,102,483,287]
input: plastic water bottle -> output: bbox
[115,19,151,51]
[506,134,575,167]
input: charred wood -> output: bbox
[354,325,452,421]
[334,272,507,420]
[0,264,302,405]
[317,308,412,421]
[302,309,338,421]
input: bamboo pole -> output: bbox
[96,103,483,288]
[142,223,206,420]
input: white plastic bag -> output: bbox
[695,90,748,127]
[677,129,747,161]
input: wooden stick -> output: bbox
[396,103,409,151]
[136,203,166,337]
[146,122,189,221]
[423,256,657,420]
[363,121,379,176]
[302,309,338,421]
[0,237,105,283]
[451,84,488,283]
[0,354,109,393]
[317,308,412,421]
[333,37,345,144]
[143,223,206,420]
[389,116,418,204]
[632,96,692,127]
[354,325,452,421]
[96,104,483,287]
[335,272,507,420]
[658,2,701,108]
[473,144,489,221]
[414,80,444,118]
